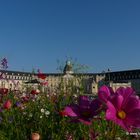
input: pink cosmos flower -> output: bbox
[103,87,140,132]
[22,96,30,102]
[0,88,8,95]
[37,73,46,80]
[3,100,12,109]
[62,96,102,125]
[37,69,46,80]
[31,89,40,95]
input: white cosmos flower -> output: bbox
[41,108,45,113]
[45,110,50,115]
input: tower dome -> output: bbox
[63,61,73,74]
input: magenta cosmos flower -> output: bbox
[99,86,140,132]
[98,85,114,103]
[62,96,102,125]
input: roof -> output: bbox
[1,68,140,78]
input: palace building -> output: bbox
[0,61,140,95]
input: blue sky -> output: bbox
[0,0,140,73]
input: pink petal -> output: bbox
[132,119,140,127]
[115,118,131,132]
[110,95,123,111]
[116,87,125,96]
[124,117,138,128]
[125,87,135,96]
[123,117,140,130]
[98,86,111,102]
[127,109,140,120]
[124,96,140,113]
[116,87,135,107]
[124,117,135,125]
[106,101,116,120]
[63,106,78,117]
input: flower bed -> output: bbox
[0,85,139,140]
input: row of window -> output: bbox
[106,73,140,81]
[2,75,32,80]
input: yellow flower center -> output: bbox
[117,110,126,119]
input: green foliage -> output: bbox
[0,131,8,140]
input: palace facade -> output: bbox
[0,61,140,95]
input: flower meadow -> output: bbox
[0,81,140,140]
[0,58,140,139]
